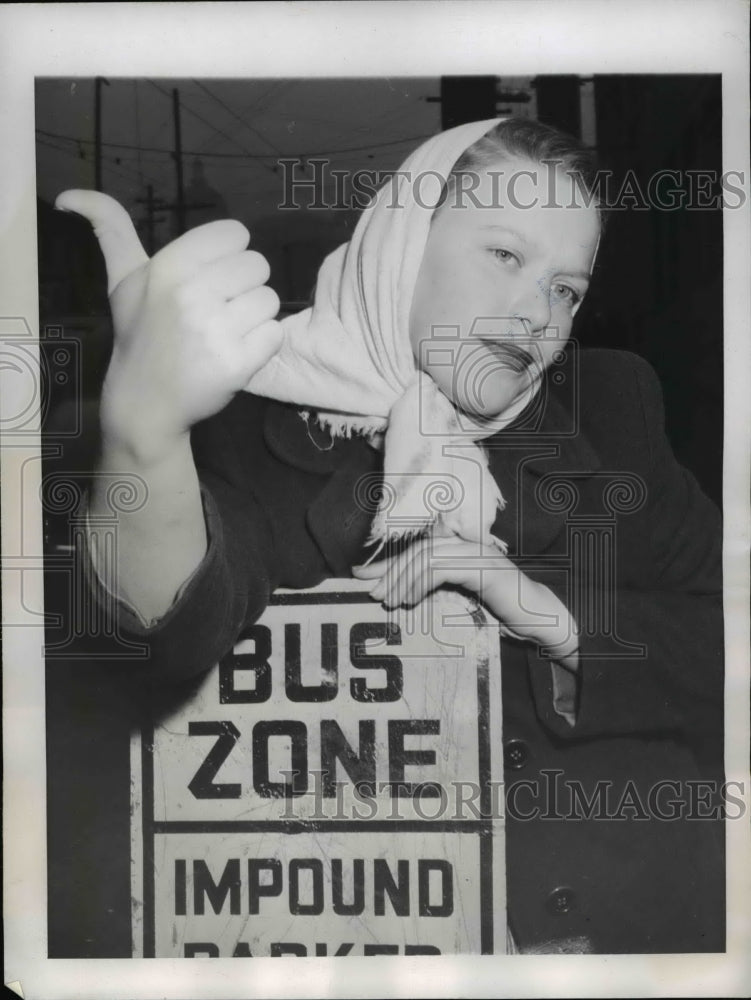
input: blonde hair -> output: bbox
[445,116,606,228]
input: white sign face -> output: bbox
[131,581,505,958]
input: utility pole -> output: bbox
[144,184,156,254]
[134,184,166,255]
[94,76,110,191]
[437,77,497,129]
[533,76,582,138]
[172,87,185,235]
[135,182,214,254]
[427,77,535,128]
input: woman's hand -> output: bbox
[352,536,580,667]
[55,190,283,463]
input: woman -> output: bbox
[56,117,724,954]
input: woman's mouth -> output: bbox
[479,339,537,372]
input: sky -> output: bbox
[35,77,445,241]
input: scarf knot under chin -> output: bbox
[318,372,510,556]
[246,118,538,556]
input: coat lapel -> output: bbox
[263,401,381,575]
[305,465,379,575]
[487,388,603,556]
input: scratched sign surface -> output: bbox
[131,581,505,957]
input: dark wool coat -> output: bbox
[46,348,725,956]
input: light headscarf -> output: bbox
[247,119,547,555]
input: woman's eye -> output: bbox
[492,248,518,266]
[552,283,581,306]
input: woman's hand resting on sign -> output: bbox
[56,190,282,622]
[352,536,580,669]
[55,190,283,464]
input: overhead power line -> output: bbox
[35,126,434,160]
[192,79,283,157]
[147,80,248,148]
[147,79,274,176]
[36,134,149,187]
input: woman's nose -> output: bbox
[509,280,552,335]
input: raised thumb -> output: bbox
[55,189,149,294]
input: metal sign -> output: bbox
[131,581,505,957]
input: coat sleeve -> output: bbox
[80,402,279,686]
[527,352,724,742]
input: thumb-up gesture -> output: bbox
[55,191,282,458]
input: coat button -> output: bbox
[504,738,529,770]
[546,887,576,915]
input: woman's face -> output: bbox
[409,156,600,419]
